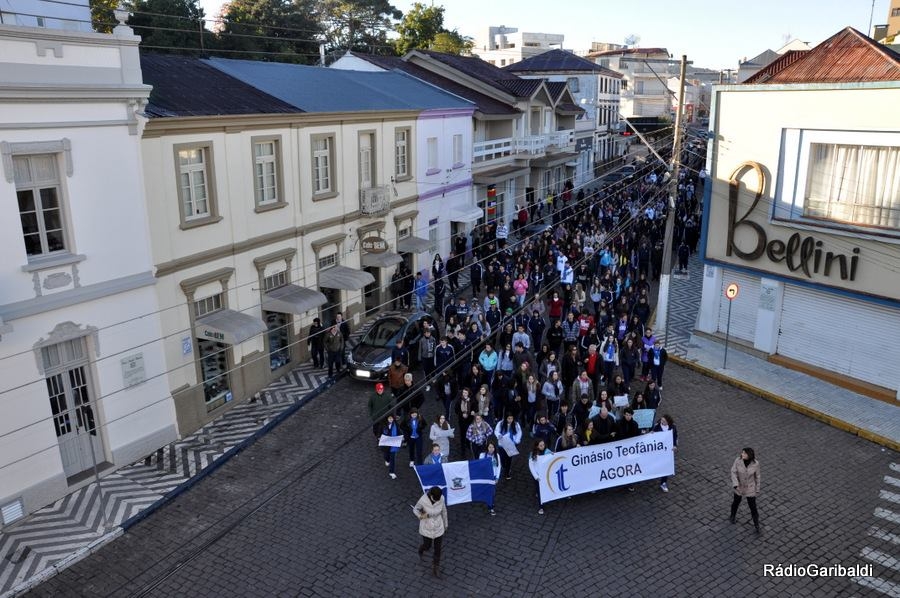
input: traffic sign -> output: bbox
[725,283,739,301]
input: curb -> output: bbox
[670,354,900,453]
[3,373,339,598]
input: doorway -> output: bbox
[43,340,105,480]
[363,266,380,316]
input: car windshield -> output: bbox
[362,318,405,348]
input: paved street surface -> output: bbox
[27,362,899,597]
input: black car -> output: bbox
[347,311,436,381]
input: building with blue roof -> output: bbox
[138,54,475,437]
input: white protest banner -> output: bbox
[497,434,519,457]
[378,434,403,448]
[613,394,629,408]
[535,431,674,503]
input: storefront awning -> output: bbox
[361,251,403,268]
[262,284,327,315]
[195,309,266,345]
[449,206,484,224]
[319,266,375,291]
[397,236,432,254]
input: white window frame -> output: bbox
[452,134,464,169]
[13,154,69,259]
[775,129,900,239]
[252,136,284,211]
[174,142,219,229]
[318,253,337,270]
[311,134,337,199]
[263,270,287,291]
[395,128,410,180]
[193,293,223,319]
[428,226,438,253]
[426,137,439,175]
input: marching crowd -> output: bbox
[367,152,705,517]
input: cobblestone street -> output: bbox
[28,363,899,597]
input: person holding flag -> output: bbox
[479,440,501,515]
[415,486,448,578]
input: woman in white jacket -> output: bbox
[528,439,553,515]
[415,486,449,577]
[429,414,455,459]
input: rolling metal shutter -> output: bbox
[777,285,900,389]
[717,271,760,343]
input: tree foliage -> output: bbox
[394,3,472,56]
[393,2,442,55]
[430,29,473,55]
[318,0,401,55]
[89,0,119,33]
[127,0,213,54]
[217,0,320,62]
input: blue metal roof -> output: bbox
[204,58,473,113]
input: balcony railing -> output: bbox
[473,129,576,163]
[359,185,390,216]
[473,138,514,162]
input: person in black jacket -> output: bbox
[307,317,325,368]
[648,339,668,388]
[470,260,483,295]
[527,310,546,350]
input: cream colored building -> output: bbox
[140,56,472,435]
[697,28,900,400]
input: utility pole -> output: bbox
[655,55,688,344]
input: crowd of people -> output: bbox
[365,148,706,516]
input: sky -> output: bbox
[198,0,892,71]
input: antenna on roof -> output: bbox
[624,34,640,48]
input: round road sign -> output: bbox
[725,283,739,300]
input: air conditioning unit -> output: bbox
[360,186,389,215]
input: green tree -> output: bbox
[393,2,442,55]
[89,0,118,33]
[318,0,401,55]
[127,0,213,54]
[430,29,472,55]
[218,0,320,62]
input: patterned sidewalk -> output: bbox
[665,254,900,449]
[0,362,333,597]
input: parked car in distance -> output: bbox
[348,311,436,381]
[621,164,636,178]
[600,172,624,185]
[518,222,553,239]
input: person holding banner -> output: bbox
[529,439,552,515]
[730,447,761,533]
[494,414,522,480]
[651,414,677,492]
[480,441,501,515]
[381,414,402,480]
[415,486,449,578]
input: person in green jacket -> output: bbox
[368,382,393,436]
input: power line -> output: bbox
[0,157,676,466]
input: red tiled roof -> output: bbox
[743,50,809,83]
[742,27,900,84]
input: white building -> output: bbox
[585,46,675,119]
[667,77,700,123]
[139,56,473,435]
[332,50,579,236]
[472,26,564,67]
[698,27,900,401]
[330,52,475,263]
[0,2,176,525]
[505,49,624,186]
